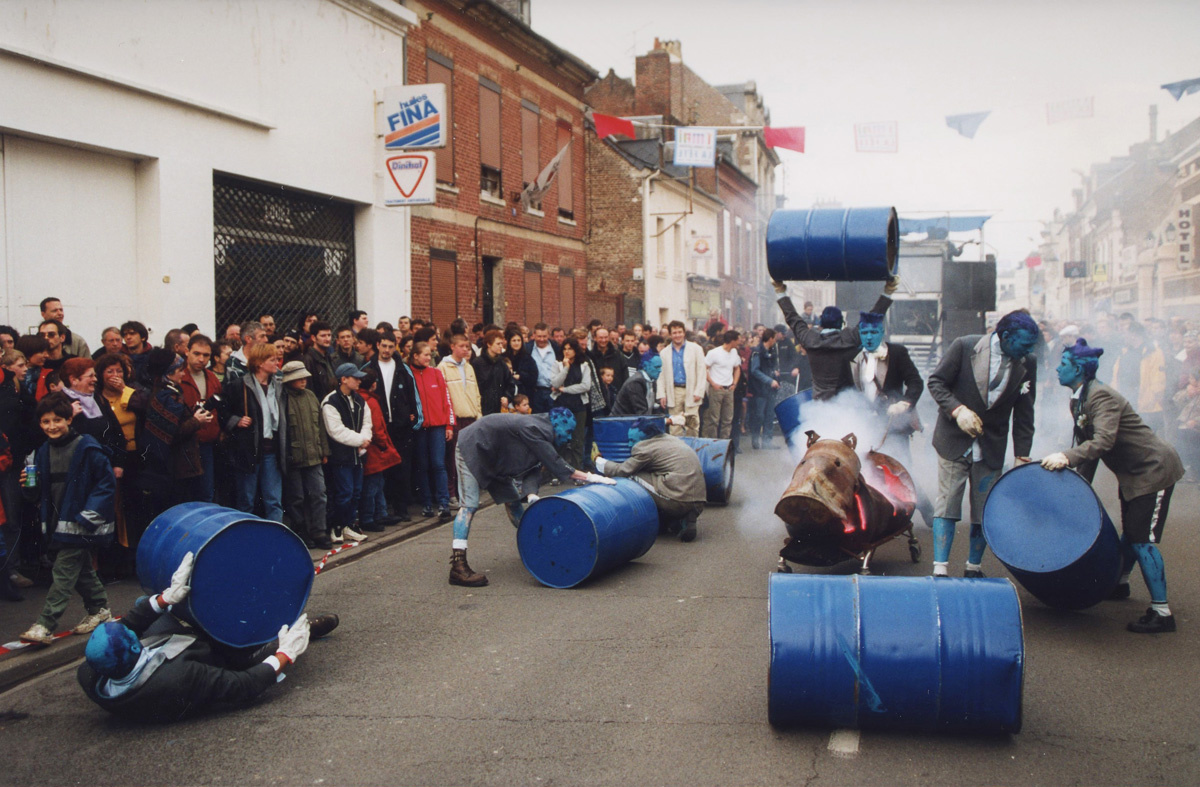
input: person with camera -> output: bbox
[138,348,211,521]
[178,334,223,503]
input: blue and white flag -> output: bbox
[945,111,991,139]
[1162,77,1200,101]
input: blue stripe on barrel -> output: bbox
[767,207,899,282]
[768,574,1024,734]
[516,479,659,588]
[774,388,813,454]
[137,502,314,647]
[982,463,1122,610]
[593,415,666,462]
[678,436,735,505]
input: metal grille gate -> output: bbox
[213,175,356,335]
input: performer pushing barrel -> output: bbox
[593,417,707,542]
[448,409,615,587]
[927,311,1039,578]
[78,552,339,722]
[1040,339,1184,634]
[772,278,899,401]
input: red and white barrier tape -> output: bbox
[313,540,360,576]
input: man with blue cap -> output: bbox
[773,278,899,401]
[78,552,339,722]
[1041,338,1184,633]
[594,417,707,542]
[448,408,616,586]
[927,310,1039,578]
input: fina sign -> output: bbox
[383,152,436,206]
[380,84,447,149]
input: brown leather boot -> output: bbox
[449,549,488,587]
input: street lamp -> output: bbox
[1165,222,1177,242]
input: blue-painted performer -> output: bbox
[1041,338,1184,634]
[849,311,935,526]
[926,311,1039,578]
[448,408,616,587]
[593,417,707,542]
[78,552,340,722]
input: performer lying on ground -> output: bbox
[448,408,616,587]
[78,552,339,722]
[1041,338,1184,634]
[593,417,707,542]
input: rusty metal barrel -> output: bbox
[769,574,1024,733]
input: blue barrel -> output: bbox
[137,502,315,647]
[774,388,813,451]
[594,415,666,462]
[516,479,659,589]
[767,207,899,282]
[679,436,735,505]
[982,463,1122,610]
[769,574,1024,733]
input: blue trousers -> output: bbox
[361,471,388,525]
[232,454,283,522]
[414,427,450,509]
[328,463,364,531]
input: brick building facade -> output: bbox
[404,0,596,331]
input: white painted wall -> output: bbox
[0,0,417,346]
[642,174,719,326]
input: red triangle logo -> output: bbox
[386,155,430,198]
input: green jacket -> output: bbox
[284,386,328,469]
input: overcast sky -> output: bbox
[534,0,1200,268]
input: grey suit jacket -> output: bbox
[600,433,707,504]
[927,334,1036,468]
[1063,381,1184,500]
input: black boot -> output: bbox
[1128,607,1176,634]
[449,549,488,587]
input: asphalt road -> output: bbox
[1,434,1198,786]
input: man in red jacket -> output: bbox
[177,335,222,503]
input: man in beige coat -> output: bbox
[656,321,707,437]
[439,335,483,505]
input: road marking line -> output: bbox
[827,728,860,758]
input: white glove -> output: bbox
[583,472,618,486]
[952,405,983,438]
[1041,452,1070,471]
[161,551,194,606]
[886,401,911,417]
[668,414,686,427]
[884,276,900,295]
[594,457,608,473]
[525,494,540,504]
[276,614,311,662]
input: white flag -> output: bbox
[520,139,572,210]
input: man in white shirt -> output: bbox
[529,323,559,414]
[703,330,741,439]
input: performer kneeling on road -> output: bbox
[773,277,899,401]
[927,310,1039,578]
[593,417,707,542]
[78,552,339,722]
[851,311,935,526]
[449,408,616,587]
[1041,338,1184,634]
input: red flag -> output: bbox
[593,112,636,140]
[764,126,805,153]
[1025,253,1042,269]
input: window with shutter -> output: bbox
[479,79,502,199]
[556,122,573,219]
[430,250,457,329]
[427,56,454,184]
[559,271,575,330]
[521,100,540,198]
[524,268,542,326]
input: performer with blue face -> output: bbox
[1041,339,1184,633]
[849,311,934,525]
[447,408,616,587]
[926,311,1040,578]
[610,353,682,424]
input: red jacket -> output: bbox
[363,397,402,475]
[178,367,223,444]
[409,363,455,428]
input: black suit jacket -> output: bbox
[927,334,1036,468]
[611,373,660,416]
[851,342,924,433]
[77,597,276,723]
[364,358,420,441]
[778,294,893,400]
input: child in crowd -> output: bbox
[321,364,372,544]
[281,361,331,550]
[358,372,401,532]
[597,366,618,417]
[504,394,532,414]
[19,394,115,645]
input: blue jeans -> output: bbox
[361,472,388,525]
[329,463,364,530]
[233,454,283,522]
[414,427,450,509]
[197,442,216,503]
[532,387,554,414]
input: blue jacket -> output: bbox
[35,433,116,547]
[749,344,780,397]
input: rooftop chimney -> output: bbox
[494,0,531,26]
[1149,104,1158,143]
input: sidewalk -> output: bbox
[0,508,464,694]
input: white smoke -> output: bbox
[788,389,888,464]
